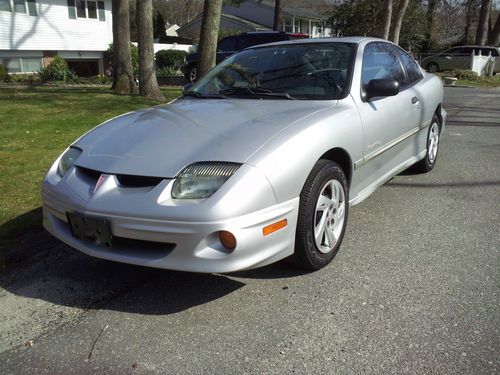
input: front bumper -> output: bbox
[42,164,299,273]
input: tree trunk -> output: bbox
[475,0,491,45]
[425,0,439,52]
[487,14,500,45]
[464,0,476,44]
[378,0,393,39]
[136,0,164,101]
[197,0,223,79]
[273,0,284,31]
[390,0,409,45]
[112,0,135,94]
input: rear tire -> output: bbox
[291,160,349,271]
[413,114,441,173]
[426,62,439,73]
[187,65,197,83]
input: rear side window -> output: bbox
[237,34,282,50]
[396,48,423,85]
[481,48,499,57]
[361,42,406,87]
[217,36,237,52]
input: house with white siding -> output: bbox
[0,0,112,76]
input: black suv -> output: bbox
[182,31,309,82]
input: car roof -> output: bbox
[451,45,499,49]
[247,36,384,49]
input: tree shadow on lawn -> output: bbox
[0,207,305,316]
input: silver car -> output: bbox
[421,45,500,73]
[42,37,446,273]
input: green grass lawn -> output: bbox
[435,72,500,88]
[0,86,182,244]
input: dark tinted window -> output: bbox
[193,43,356,100]
[217,36,237,52]
[397,48,423,85]
[480,48,499,57]
[361,42,405,87]
[236,34,283,50]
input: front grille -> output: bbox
[78,166,100,182]
[77,167,164,188]
[116,174,164,188]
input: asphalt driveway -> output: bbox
[0,87,498,374]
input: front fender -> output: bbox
[247,98,363,203]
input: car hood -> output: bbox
[73,98,333,177]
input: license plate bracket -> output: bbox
[66,212,113,248]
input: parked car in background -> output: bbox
[42,37,446,273]
[421,45,500,73]
[182,31,308,82]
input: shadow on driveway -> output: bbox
[0,208,305,316]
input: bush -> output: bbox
[9,74,41,84]
[38,56,79,83]
[155,49,187,71]
[106,43,139,75]
[90,75,111,84]
[450,69,479,81]
[0,64,11,82]
[157,66,181,77]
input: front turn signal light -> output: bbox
[263,219,288,236]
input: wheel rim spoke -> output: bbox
[314,178,346,254]
[314,210,328,246]
[428,123,439,163]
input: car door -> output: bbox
[352,42,423,193]
[448,47,472,70]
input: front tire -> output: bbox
[413,114,441,173]
[292,160,349,271]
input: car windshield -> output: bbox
[189,43,356,100]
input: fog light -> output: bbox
[219,231,237,251]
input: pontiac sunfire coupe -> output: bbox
[42,37,446,273]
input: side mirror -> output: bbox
[364,79,399,101]
[183,83,193,94]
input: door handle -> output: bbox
[411,96,420,104]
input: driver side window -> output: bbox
[361,42,405,88]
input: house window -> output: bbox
[69,0,104,20]
[67,0,76,19]
[284,16,293,33]
[0,0,12,12]
[2,57,42,73]
[14,0,26,13]
[87,1,96,18]
[97,1,105,21]
[27,0,36,16]
[76,0,86,17]
[21,57,42,72]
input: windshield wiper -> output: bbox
[219,87,296,100]
[183,91,227,99]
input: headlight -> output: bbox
[57,147,82,177]
[172,162,241,199]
